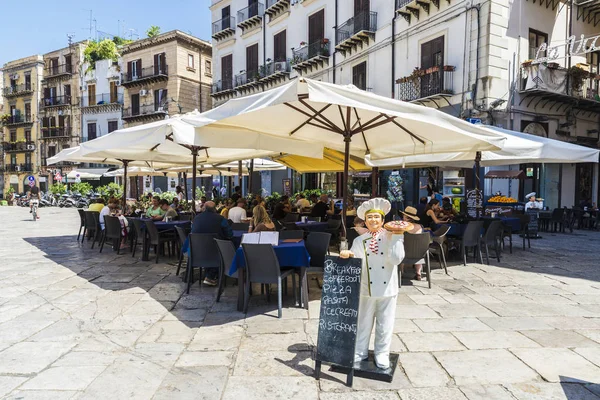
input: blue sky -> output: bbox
[0,0,212,66]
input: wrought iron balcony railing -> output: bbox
[212,78,235,94]
[81,93,124,107]
[235,69,260,87]
[122,103,166,119]
[292,40,330,65]
[122,65,168,84]
[42,95,72,108]
[44,63,73,77]
[238,2,265,24]
[261,60,291,77]
[336,11,378,45]
[212,16,235,36]
[397,66,455,102]
[40,127,71,139]
[1,114,33,126]
[3,84,34,97]
[2,141,35,152]
[5,163,33,172]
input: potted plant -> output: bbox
[0,114,10,125]
[443,65,455,72]
[569,66,589,91]
[322,38,329,44]
[299,41,307,46]
[5,187,15,206]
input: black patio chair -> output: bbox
[131,218,145,258]
[402,233,433,288]
[430,225,450,274]
[326,218,342,243]
[99,215,123,254]
[306,216,321,222]
[284,222,300,231]
[455,221,484,266]
[178,213,193,221]
[516,214,531,250]
[77,209,85,242]
[304,232,331,289]
[242,243,296,318]
[144,219,176,264]
[83,211,102,249]
[215,239,238,303]
[186,233,220,294]
[231,222,250,231]
[480,220,504,265]
[550,208,565,233]
[175,226,190,276]
[283,213,300,223]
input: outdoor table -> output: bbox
[130,218,190,261]
[181,230,245,254]
[230,240,311,311]
[481,216,520,232]
[295,221,329,232]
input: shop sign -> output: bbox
[9,175,18,184]
[534,33,600,64]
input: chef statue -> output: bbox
[339,198,406,370]
[525,192,544,211]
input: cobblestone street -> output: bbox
[2,207,600,399]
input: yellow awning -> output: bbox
[273,148,371,173]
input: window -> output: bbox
[188,54,195,69]
[131,93,140,115]
[9,76,17,88]
[154,89,168,111]
[24,73,31,90]
[308,9,325,47]
[87,123,97,141]
[352,61,367,90]
[48,145,56,158]
[25,153,31,166]
[25,130,31,142]
[64,84,71,102]
[110,81,118,103]
[87,84,96,105]
[221,55,233,90]
[529,29,548,59]
[10,154,16,165]
[274,30,287,62]
[64,54,72,73]
[246,44,259,82]
[222,6,231,30]
[24,103,31,120]
[205,60,212,75]
[127,59,141,80]
[108,121,119,133]
[10,131,16,142]
[154,53,166,75]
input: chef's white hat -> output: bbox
[357,198,392,220]
[526,192,536,198]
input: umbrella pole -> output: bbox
[122,160,129,210]
[248,159,254,195]
[191,148,198,208]
[475,151,482,219]
[238,160,243,196]
[183,172,188,202]
[341,136,351,239]
[371,167,379,198]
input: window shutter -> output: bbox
[137,59,142,75]
[308,10,324,45]
[154,54,159,75]
[274,30,286,62]
[44,88,50,100]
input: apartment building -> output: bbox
[120,30,212,127]
[81,59,124,146]
[1,55,44,193]
[39,43,87,183]
[209,0,600,206]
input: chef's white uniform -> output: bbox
[350,230,405,368]
[525,201,539,211]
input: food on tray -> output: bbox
[451,187,463,194]
[488,195,517,203]
[384,221,414,233]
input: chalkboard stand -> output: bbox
[330,351,399,383]
[314,360,354,386]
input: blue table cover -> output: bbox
[229,241,311,276]
[481,217,520,232]
[436,217,520,237]
[295,221,329,232]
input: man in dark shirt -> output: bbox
[272,195,290,220]
[310,194,334,220]
[231,186,242,203]
[191,201,232,285]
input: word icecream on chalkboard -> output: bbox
[315,256,362,387]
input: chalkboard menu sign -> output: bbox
[526,209,539,237]
[466,189,483,218]
[315,256,362,385]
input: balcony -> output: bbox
[121,65,169,87]
[234,69,261,91]
[122,104,167,123]
[237,2,264,33]
[291,40,330,75]
[395,0,447,24]
[519,63,600,113]
[335,11,378,56]
[577,0,600,26]
[40,127,72,140]
[212,79,235,94]
[260,60,291,85]
[44,63,73,79]
[3,84,34,98]
[396,66,455,106]
[5,163,33,173]
[265,0,290,20]
[1,114,34,127]
[212,16,236,41]
[2,141,35,153]
[42,95,72,109]
[81,93,124,113]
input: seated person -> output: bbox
[228,199,248,223]
[310,194,334,220]
[220,199,233,219]
[421,199,448,229]
[88,198,105,212]
[249,205,275,232]
[160,199,178,220]
[170,197,180,211]
[399,206,425,281]
[295,194,311,210]
[146,196,165,220]
[273,196,291,220]
[346,200,357,216]
[440,197,458,218]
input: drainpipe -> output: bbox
[391,11,399,99]
[470,4,481,108]
[333,0,338,83]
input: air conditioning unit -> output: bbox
[139,89,148,96]
[274,61,287,72]
[27,144,35,151]
[15,166,21,172]
[11,74,19,80]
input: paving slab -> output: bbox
[458,385,517,400]
[222,376,319,400]
[152,366,228,400]
[398,387,469,400]
[511,348,600,383]
[505,382,600,400]
[399,332,466,352]
[520,330,600,348]
[398,352,451,387]
[452,331,540,350]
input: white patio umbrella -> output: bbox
[181,78,506,230]
[103,166,177,177]
[159,165,246,176]
[67,170,102,180]
[367,126,600,168]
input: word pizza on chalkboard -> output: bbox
[466,189,483,218]
[315,256,362,386]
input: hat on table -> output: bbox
[526,192,536,199]
[399,206,420,221]
[357,198,391,220]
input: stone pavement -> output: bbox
[1,207,600,399]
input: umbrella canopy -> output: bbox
[216,158,286,171]
[46,146,178,168]
[273,148,370,173]
[103,167,177,177]
[367,126,600,168]
[159,165,246,176]
[67,170,102,180]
